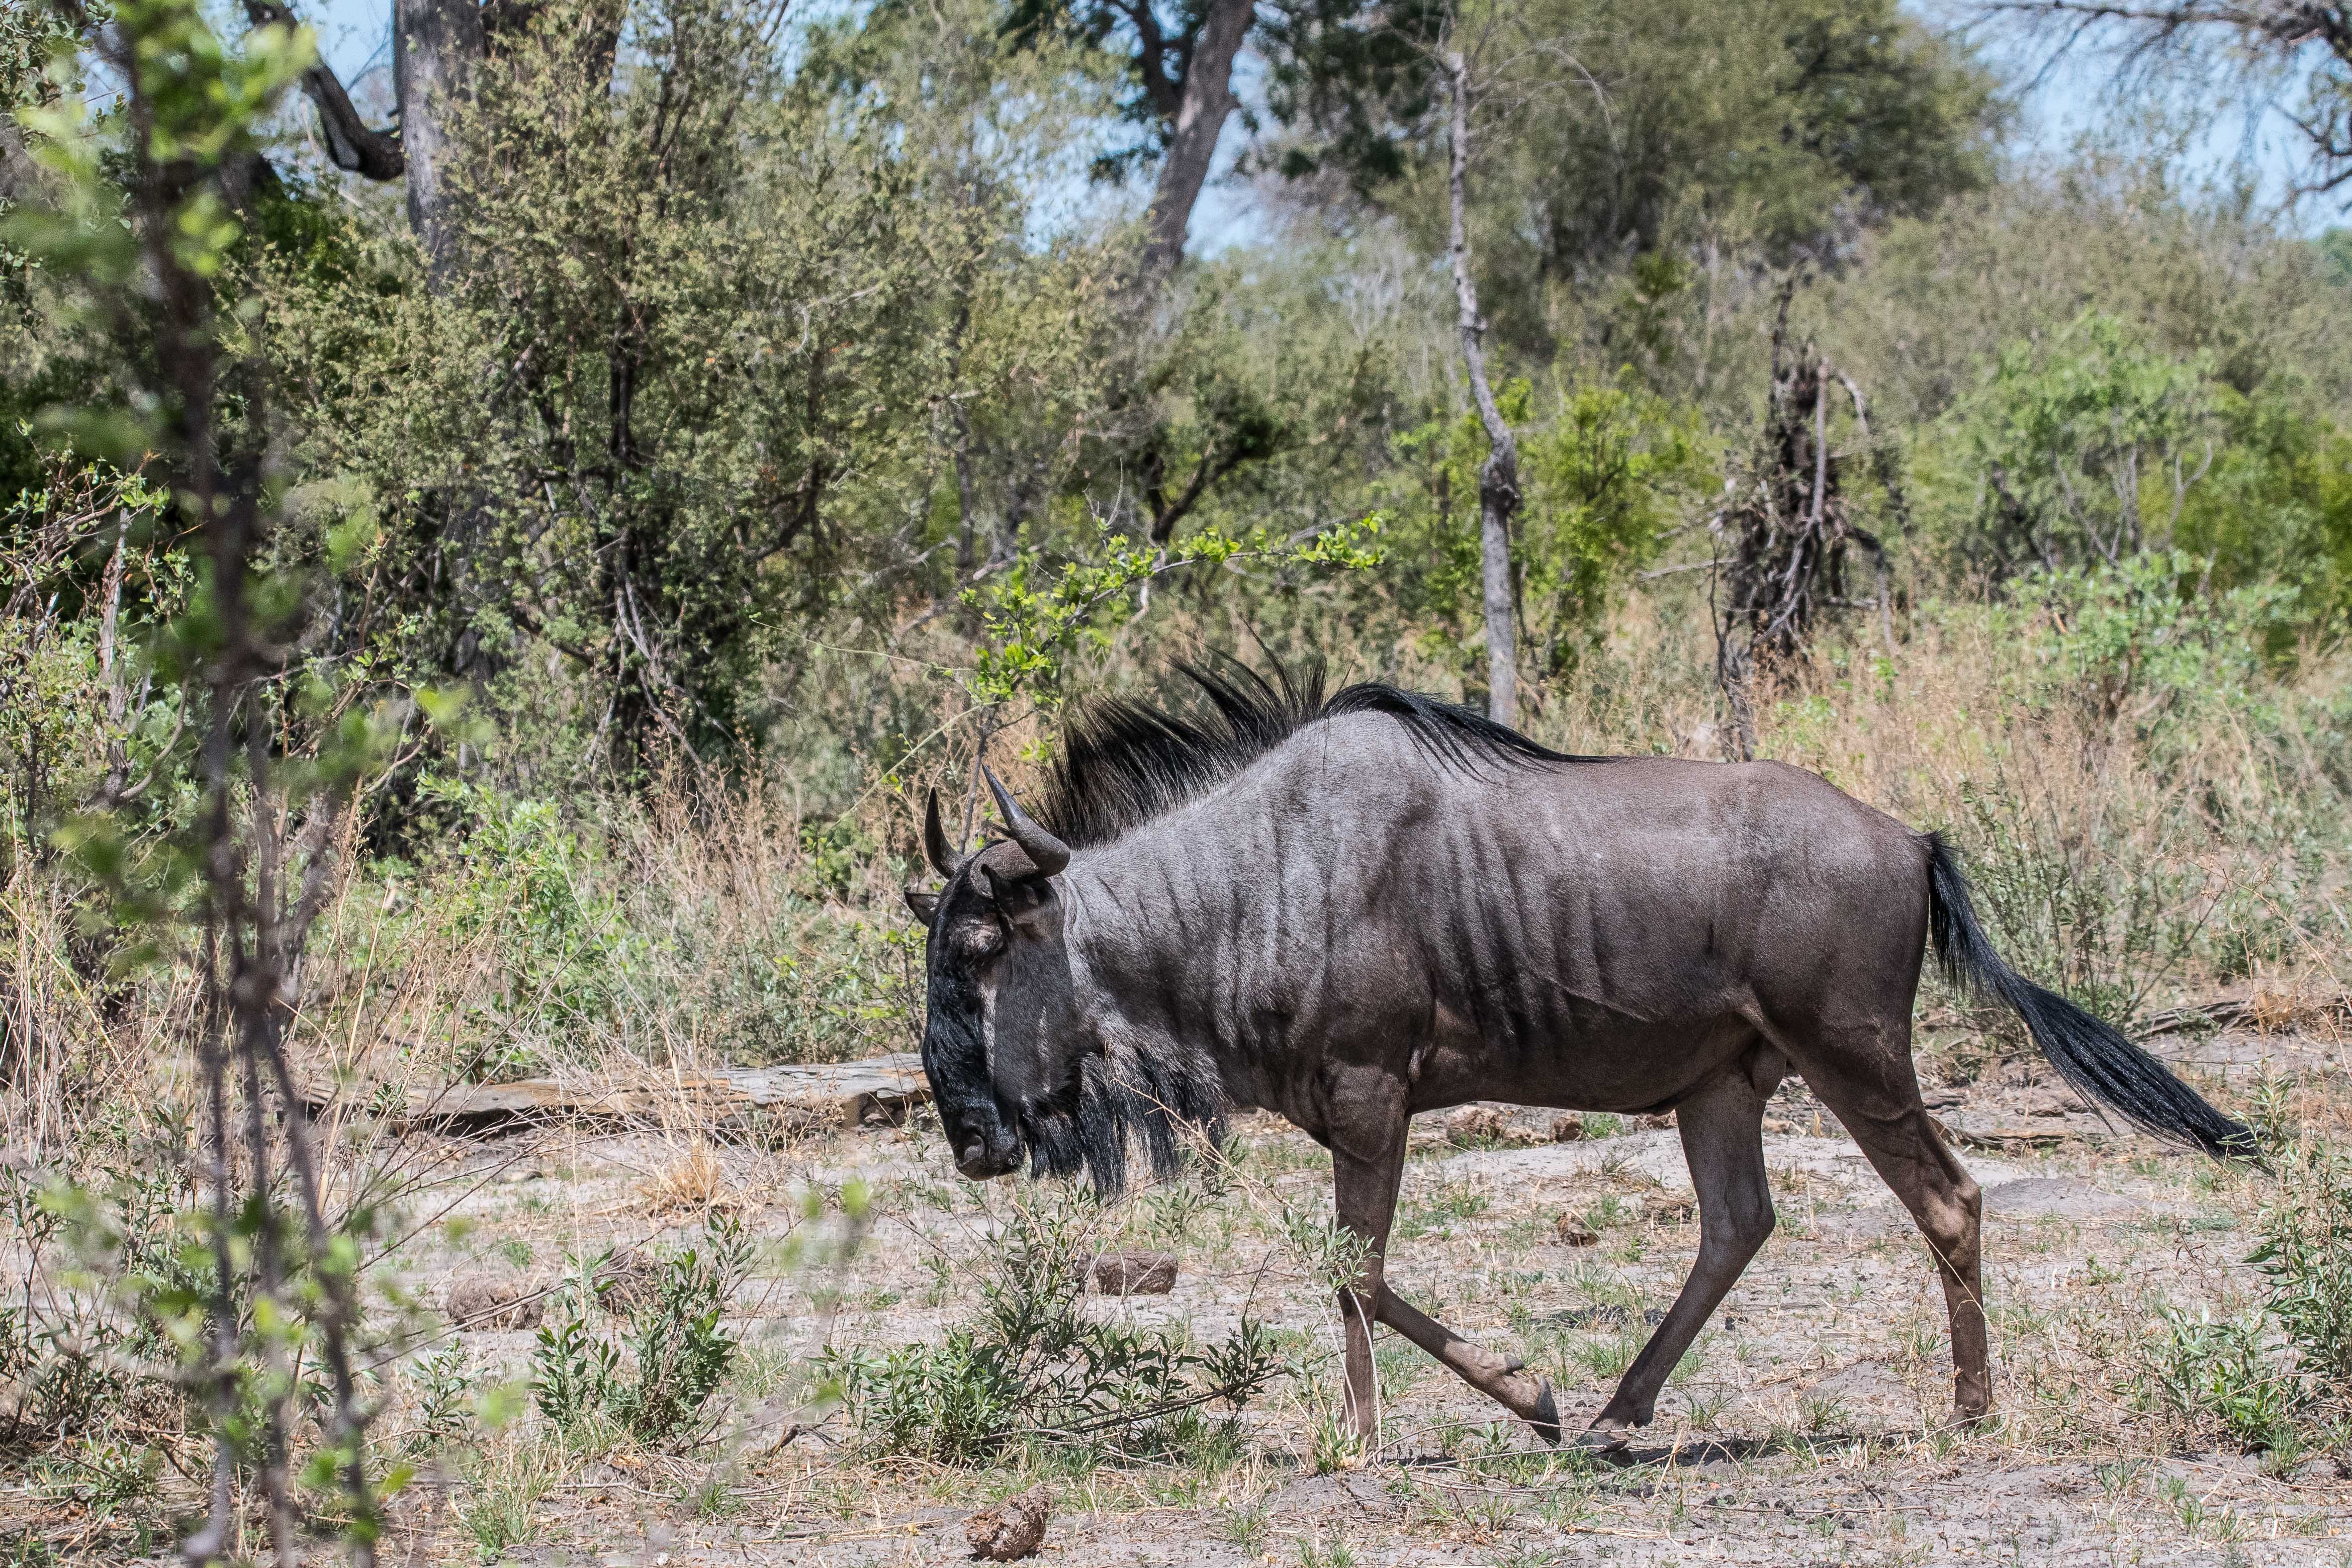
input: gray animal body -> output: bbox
[904,666,2251,1451]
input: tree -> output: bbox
[261,0,1126,772]
[1265,0,1999,369]
[12,1,404,1555]
[242,0,622,274]
[1987,1,2352,200]
[1007,0,1260,277]
[1712,290,1900,755]
[1443,38,1521,723]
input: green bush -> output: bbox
[2144,1137,2352,1451]
[531,1218,753,1447]
[2250,1138,2352,1412]
[2147,1307,2295,1450]
[836,1194,1281,1463]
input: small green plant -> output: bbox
[2145,1307,2293,1450]
[2140,1137,2352,1452]
[1219,1503,1271,1549]
[1681,1384,1733,1429]
[530,1217,754,1447]
[2250,1137,2352,1409]
[837,1192,1282,1463]
[1394,1184,1491,1240]
[1296,1526,1357,1568]
[1799,1392,1851,1434]
[405,1344,477,1455]
[1307,1409,1361,1475]
[2093,1456,2146,1503]
[460,1433,556,1553]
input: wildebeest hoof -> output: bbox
[1525,1380,1562,1446]
[1574,1418,1634,1454]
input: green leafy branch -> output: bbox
[963,514,1383,709]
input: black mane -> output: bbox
[1035,659,1585,849]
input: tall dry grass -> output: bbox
[5,577,2345,1166]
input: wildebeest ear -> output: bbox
[983,866,1060,936]
[902,884,941,924]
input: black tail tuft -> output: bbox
[1923,832,2257,1161]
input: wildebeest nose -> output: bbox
[959,1140,985,1170]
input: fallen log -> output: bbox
[2133,993,2350,1041]
[297,1053,929,1136]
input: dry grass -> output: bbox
[3,588,2349,1561]
[639,1140,739,1217]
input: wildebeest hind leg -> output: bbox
[1796,1033,1989,1423]
[1585,1058,1779,1448]
[1373,1288,1562,1444]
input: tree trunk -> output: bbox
[1140,0,1252,282]
[1445,50,1518,727]
[394,0,482,279]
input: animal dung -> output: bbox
[1555,1219,1600,1247]
[1446,1104,1547,1147]
[1643,1194,1696,1225]
[966,1484,1049,1560]
[1092,1251,1178,1295]
[1550,1113,1586,1142]
[592,1249,666,1317]
[445,1272,544,1331]
[1447,1105,1509,1145]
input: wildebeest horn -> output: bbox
[923,789,961,878]
[983,765,1069,878]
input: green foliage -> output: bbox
[1929,554,2335,1025]
[2142,1138,2352,1452]
[1270,0,1997,289]
[2147,1307,2294,1450]
[1517,377,1711,674]
[2249,1138,2352,1413]
[965,514,1382,709]
[1956,313,2215,573]
[836,1193,1282,1463]
[1985,552,2301,737]
[1367,374,1704,684]
[531,1217,754,1447]
[2177,387,2352,628]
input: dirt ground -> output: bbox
[374,1018,2352,1568]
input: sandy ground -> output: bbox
[46,1020,2342,1568]
[165,1020,2352,1565]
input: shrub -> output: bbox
[836,1193,1282,1463]
[2144,1137,2352,1451]
[531,1216,753,1447]
[2147,1307,2295,1450]
[2250,1138,2352,1413]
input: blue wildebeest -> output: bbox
[901,665,2252,1452]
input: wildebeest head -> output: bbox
[902,769,1084,1182]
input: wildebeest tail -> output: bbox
[1922,832,2256,1161]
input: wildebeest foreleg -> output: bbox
[1330,1101,1560,1449]
[1585,1063,1778,1449]
[1329,1140,1405,1447]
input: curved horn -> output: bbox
[922,789,961,878]
[983,765,1070,878]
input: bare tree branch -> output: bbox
[243,0,403,180]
